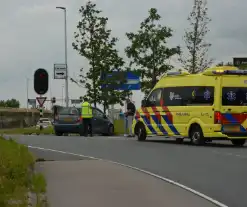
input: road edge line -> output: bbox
[28,145,228,207]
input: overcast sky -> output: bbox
[1,0,247,110]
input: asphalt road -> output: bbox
[11,135,247,207]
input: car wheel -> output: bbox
[137,124,146,141]
[107,125,114,136]
[55,131,63,136]
[190,125,205,145]
[231,139,246,147]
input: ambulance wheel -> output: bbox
[231,139,246,147]
[190,125,205,145]
[137,123,146,141]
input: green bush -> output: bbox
[0,137,47,206]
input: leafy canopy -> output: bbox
[125,8,180,96]
[0,99,20,108]
[72,1,129,109]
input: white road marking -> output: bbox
[28,145,228,207]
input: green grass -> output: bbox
[0,137,47,206]
[0,126,54,135]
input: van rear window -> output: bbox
[222,87,247,106]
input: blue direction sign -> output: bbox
[101,71,140,90]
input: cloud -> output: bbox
[0,0,247,110]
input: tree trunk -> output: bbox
[191,1,201,73]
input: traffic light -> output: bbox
[39,108,43,117]
[34,68,49,95]
[51,97,56,104]
[79,96,83,102]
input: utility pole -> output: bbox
[56,6,69,107]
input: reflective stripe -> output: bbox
[134,106,180,135]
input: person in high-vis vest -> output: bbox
[81,97,93,137]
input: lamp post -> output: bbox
[26,78,29,108]
[56,6,69,107]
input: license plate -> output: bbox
[64,118,72,122]
[224,125,240,132]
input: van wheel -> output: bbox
[231,139,246,147]
[190,125,205,145]
[137,124,146,141]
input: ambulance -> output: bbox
[133,66,247,146]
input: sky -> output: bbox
[1,0,247,110]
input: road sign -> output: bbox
[36,97,47,107]
[28,99,36,105]
[101,71,140,90]
[233,58,247,69]
[54,64,67,79]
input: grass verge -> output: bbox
[0,126,54,135]
[0,137,47,206]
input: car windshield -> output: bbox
[59,107,72,115]
[59,107,79,115]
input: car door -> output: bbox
[91,108,100,133]
[94,109,109,134]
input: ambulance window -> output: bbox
[147,88,162,106]
[187,86,214,105]
[163,86,214,106]
[222,87,247,106]
[163,87,183,106]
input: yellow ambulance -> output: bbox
[133,66,247,146]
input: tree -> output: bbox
[180,0,213,73]
[0,99,20,108]
[125,8,180,96]
[72,1,129,111]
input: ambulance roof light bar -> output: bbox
[212,69,247,75]
[166,70,190,76]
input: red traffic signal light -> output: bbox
[34,68,49,95]
[40,73,46,78]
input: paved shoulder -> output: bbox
[36,160,218,207]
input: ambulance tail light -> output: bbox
[214,112,222,124]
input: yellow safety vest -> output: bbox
[81,102,92,118]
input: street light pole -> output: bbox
[26,78,29,109]
[56,6,69,107]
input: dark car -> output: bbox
[53,106,114,136]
